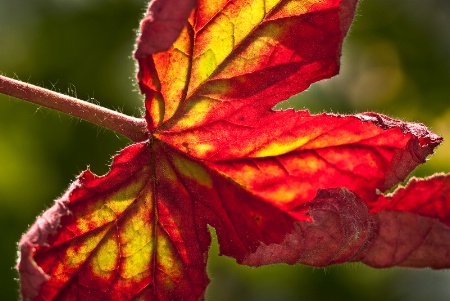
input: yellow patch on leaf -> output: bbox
[91,233,120,277]
[172,154,213,188]
[254,136,311,157]
[158,26,192,122]
[74,176,147,233]
[269,0,323,20]
[120,185,154,280]
[156,227,183,290]
[167,96,220,129]
[55,227,110,276]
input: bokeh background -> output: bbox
[1,0,449,300]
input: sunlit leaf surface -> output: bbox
[17,0,449,300]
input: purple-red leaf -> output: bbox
[135,0,197,57]
[359,174,450,268]
[242,188,375,267]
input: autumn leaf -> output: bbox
[360,174,450,268]
[17,0,450,300]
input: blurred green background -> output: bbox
[1,0,449,300]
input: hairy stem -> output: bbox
[0,75,148,142]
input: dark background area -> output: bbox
[1,0,449,300]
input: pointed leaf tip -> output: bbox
[135,0,197,57]
[340,0,359,35]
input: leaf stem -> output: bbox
[0,75,148,142]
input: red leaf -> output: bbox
[17,142,297,300]
[17,0,450,300]
[159,109,441,207]
[137,0,359,130]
